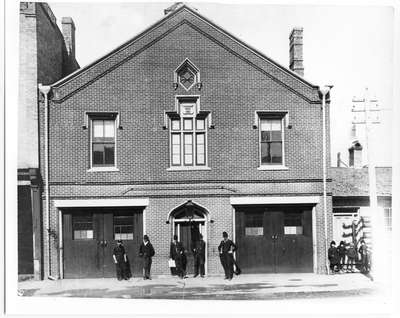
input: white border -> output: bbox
[230,195,320,205]
[54,198,149,207]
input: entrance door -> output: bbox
[235,206,313,273]
[175,221,205,275]
[63,208,143,278]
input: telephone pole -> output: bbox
[351,87,383,280]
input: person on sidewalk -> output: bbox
[113,240,129,280]
[346,242,357,272]
[218,231,237,280]
[358,240,370,273]
[328,240,339,274]
[170,235,186,279]
[139,235,155,280]
[337,241,347,272]
[192,233,206,278]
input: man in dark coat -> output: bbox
[328,240,339,274]
[218,231,237,280]
[139,235,155,280]
[192,233,206,277]
[113,240,129,280]
[170,234,185,278]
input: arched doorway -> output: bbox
[169,200,208,275]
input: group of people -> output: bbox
[328,239,370,274]
[112,231,240,281]
[113,234,155,281]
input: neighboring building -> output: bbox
[38,4,332,279]
[332,142,392,249]
[18,2,79,279]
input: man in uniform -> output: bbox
[139,235,155,280]
[170,234,185,278]
[192,233,206,277]
[113,240,128,280]
[218,231,237,280]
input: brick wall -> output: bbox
[38,7,332,277]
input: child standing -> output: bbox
[328,240,339,274]
[337,241,347,272]
[346,242,357,272]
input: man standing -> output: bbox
[170,234,185,279]
[113,240,128,280]
[192,233,206,278]
[218,231,236,280]
[139,235,155,280]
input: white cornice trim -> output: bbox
[230,196,320,205]
[54,198,149,208]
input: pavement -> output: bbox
[17,272,386,300]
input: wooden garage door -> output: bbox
[235,206,313,273]
[63,208,143,278]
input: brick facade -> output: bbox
[18,2,79,277]
[38,5,332,278]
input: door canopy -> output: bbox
[168,200,208,221]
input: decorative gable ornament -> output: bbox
[174,59,201,91]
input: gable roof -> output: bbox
[50,4,320,103]
[331,167,392,197]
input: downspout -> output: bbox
[38,84,54,279]
[319,85,332,274]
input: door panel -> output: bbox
[235,206,313,273]
[176,221,203,275]
[63,208,143,278]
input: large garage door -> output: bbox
[63,208,143,278]
[235,206,313,273]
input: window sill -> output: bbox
[87,167,120,172]
[257,165,288,171]
[167,166,211,171]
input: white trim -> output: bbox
[143,208,147,237]
[173,218,206,222]
[166,200,211,221]
[54,198,149,208]
[167,166,211,171]
[257,165,288,171]
[87,167,120,172]
[58,209,63,279]
[230,196,320,205]
[312,206,318,274]
[17,180,32,186]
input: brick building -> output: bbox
[18,2,79,279]
[38,4,332,279]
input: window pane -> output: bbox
[93,120,104,138]
[73,214,93,240]
[171,134,181,165]
[104,144,115,165]
[270,142,282,163]
[104,120,115,138]
[261,143,271,164]
[196,119,205,130]
[93,144,105,165]
[171,119,180,131]
[261,131,271,142]
[172,155,181,165]
[270,119,281,131]
[260,120,270,131]
[183,119,193,130]
[271,131,282,141]
[184,134,193,165]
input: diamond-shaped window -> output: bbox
[175,59,199,91]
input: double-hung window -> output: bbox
[90,115,116,168]
[170,102,207,168]
[259,117,284,166]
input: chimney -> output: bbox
[289,27,304,76]
[61,17,75,59]
[164,2,184,15]
[348,141,363,168]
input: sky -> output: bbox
[49,1,395,167]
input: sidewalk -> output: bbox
[17,273,382,300]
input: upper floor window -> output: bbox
[259,117,284,166]
[170,101,207,167]
[90,115,116,168]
